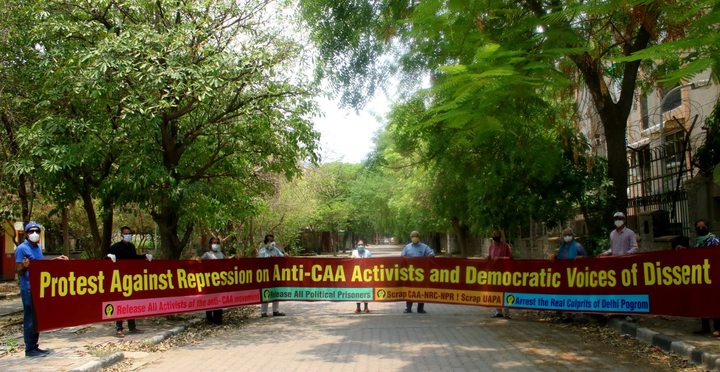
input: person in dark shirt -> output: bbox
[107,226,152,337]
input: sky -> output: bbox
[313,95,390,164]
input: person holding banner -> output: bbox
[549,228,587,261]
[15,222,69,357]
[199,237,226,324]
[676,220,720,336]
[352,241,372,313]
[599,212,638,257]
[258,234,286,317]
[487,230,513,318]
[107,226,152,337]
[401,231,435,314]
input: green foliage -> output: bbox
[306,162,360,249]
[252,174,319,254]
[693,99,720,175]
[617,0,720,85]
[6,0,320,258]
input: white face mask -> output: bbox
[211,244,220,251]
[123,234,132,242]
[614,220,624,228]
[28,232,40,243]
[563,235,573,243]
[269,241,275,248]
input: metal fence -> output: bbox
[627,137,694,237]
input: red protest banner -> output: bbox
[29,246,720,331]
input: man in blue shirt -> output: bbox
[401,231,435,314]
[15,222,68,357]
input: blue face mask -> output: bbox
[358,245,364,251]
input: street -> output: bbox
[135,299,666,371]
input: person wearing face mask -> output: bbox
[676,220,720,336]
[258,234,286,317]
[199,237,226,324]
[107,226,152,337]
[401,231,435,314]
[549,228,587,261]
[15,222,69,357]
[486,230,513,318]
[599,212,638,257]
[351,241,372,313]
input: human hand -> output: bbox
[270,254,277,258]
[22,257,30,268]
[675,245,685,250]
[54,255,69,260]
[146,254,153,262]
[107,254,117,263]
[195,256,202,263]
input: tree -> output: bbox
[0,0,43,245]
[307,162,360,252]
[251,173,318,255]
[23,0,319,258]
[299,0,707,214]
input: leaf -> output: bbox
[438,65,467,74]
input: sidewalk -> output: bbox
[0,296,205,371]
[637,315,720,354]
[605,314,720,369]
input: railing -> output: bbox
[627,138,694,238]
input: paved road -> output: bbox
[337,244,406,258]
[137,300,662,372]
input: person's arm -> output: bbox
[129,244,146,260]
[426,245,435,257]
[15,246,28,276]
[576,244,587,257]
[628,235,638,254]
[15,260,29,276]
[52,255,69,260]
[400,247,406,257]
[507,244,513,259]
[277,249,284,257]
[366,251,372,258]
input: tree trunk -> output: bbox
[2,114,32,246]
[152,205,194,259]
[100,198,114,257]
[62,205,70,256]
[450,216,469,258]
[342,230,350,252]
[80,191,103,257]
[431,232,441,255]
[603,117,629,213]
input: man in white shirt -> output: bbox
[351,241,372,313]
[258,234,285,317]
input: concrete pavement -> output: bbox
[135,301,664,372]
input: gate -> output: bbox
[627,133,695,238]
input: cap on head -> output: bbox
[612,212,626,219]
[24,222,40,233]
